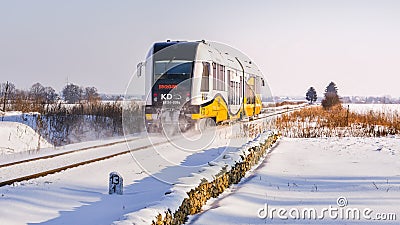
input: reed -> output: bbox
[276,105,400,138]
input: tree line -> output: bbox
[0,81,144,146]
[0,81,101,112]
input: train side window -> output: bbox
[218,64,225,91]
[212,62,217,90]
[217,64,221,90]
[201,62,210,92]
[221,65,225,91]
[227,70,232,104]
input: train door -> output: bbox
[245,74,256,117]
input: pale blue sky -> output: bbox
[1,0,400,97]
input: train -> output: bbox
[138,40,266,133]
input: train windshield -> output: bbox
[154,60,193,82]
[152,60,192,106]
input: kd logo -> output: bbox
[161,94,173,100]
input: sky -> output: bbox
[1,0,400,97]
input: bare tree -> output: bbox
[1,82,7,111]
[13,89,30,112]
[1,82,17,111]
[84,86,100,103]
[30,82,46,104]
[62,83,83,104]
[44,86,58,104]
[1,82,16,99]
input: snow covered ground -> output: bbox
[0,111,48,156]
[346,103,400,114]
[1,111,40,130]
[4,135,396,225]
[1,104,399,225]
[0,123,259,225]
[189,137,400,224]
[0,122,52,155]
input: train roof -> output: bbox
[148,40,262,76]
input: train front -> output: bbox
[144,41,199,134]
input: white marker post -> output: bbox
[109,172,123,195]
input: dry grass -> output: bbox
[275,101,306,107]
[276,105,400,138]
[263,101,306,108]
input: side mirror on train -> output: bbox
[137,62,144,77]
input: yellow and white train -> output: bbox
[140,40,265,132]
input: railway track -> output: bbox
[0,136,141,169]
[0,139,167,187]
[0,104,307,187]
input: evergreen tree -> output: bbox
[321,81,341,109]
[306,87,317,104]
[325,81,338,94]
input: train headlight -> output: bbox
[145,114,153,120]
[153,93,158,102]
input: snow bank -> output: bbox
[113,131,279,225]
[0,111,40,130]
[0,121,53,155]
[1,110,123,146]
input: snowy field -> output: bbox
[346,104,400,114]
[189,137,400,224]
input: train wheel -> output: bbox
[161,123,178,137]
[178,115,192,133]
[196,118,216,132]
